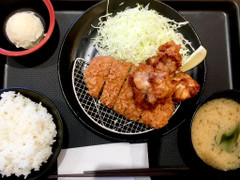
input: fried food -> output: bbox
[100,60,131,108]
[172,72,200,101]
[129,63,173,109]
[84,41,201,129]
[129,64,155,109]
[113,66,137,115]
[129,41,185,110]
[158,40,182,73]
[146,41,182,73]
[113,66,143,121]
[124,101,143,121]
[139,98,174,129]
[84,56,117,98]
[112,78,131,115]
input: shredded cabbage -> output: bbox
[92,4,195,65]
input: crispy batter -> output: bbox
[172,72,200,102]
[129,63,174,110]
[112,78,130,115]
[158,40,182,73]
[139,98,174,129]
[129,41,199,111]
[100,60,131,108]
[114,66,143,121]
[84,56,117,98]
[113,66,137,115]
[124,96,143,121]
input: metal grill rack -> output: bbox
[72,58,155,135]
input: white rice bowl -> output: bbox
[0,91,57,178]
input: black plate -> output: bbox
[58,0,206,142]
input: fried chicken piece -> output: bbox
[129,63,173,110]
[146,56,170,74]
[150,70,174,100]
[129,64,152,109]
[139,98,174,129]
[158,40,182,73]
[128,41,183,110]
[100,60,131,108]
[85,56,117,98]
[172,72,200,102]
[147,41,182,73]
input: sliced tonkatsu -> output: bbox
[139,98,174,129]
[113,65,143,120]
[118,66,143,121]
[99,60,131,108]
[123,96,143,122]
[84,56,117,99]
[113,75,133,115]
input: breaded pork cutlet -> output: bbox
[113,65,139,116]
[84,56,117,99]
[100,60,131,108]
[113,77,132,115]
[124,95,143,121]
[139,98,174,129]
[121,66,143,121]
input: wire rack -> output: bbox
[72,58,154,135]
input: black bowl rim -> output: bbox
[0,0,56,57]
[0,87,63,180]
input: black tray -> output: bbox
[0,0,240,178]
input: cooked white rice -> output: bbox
[0,91,57,178]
